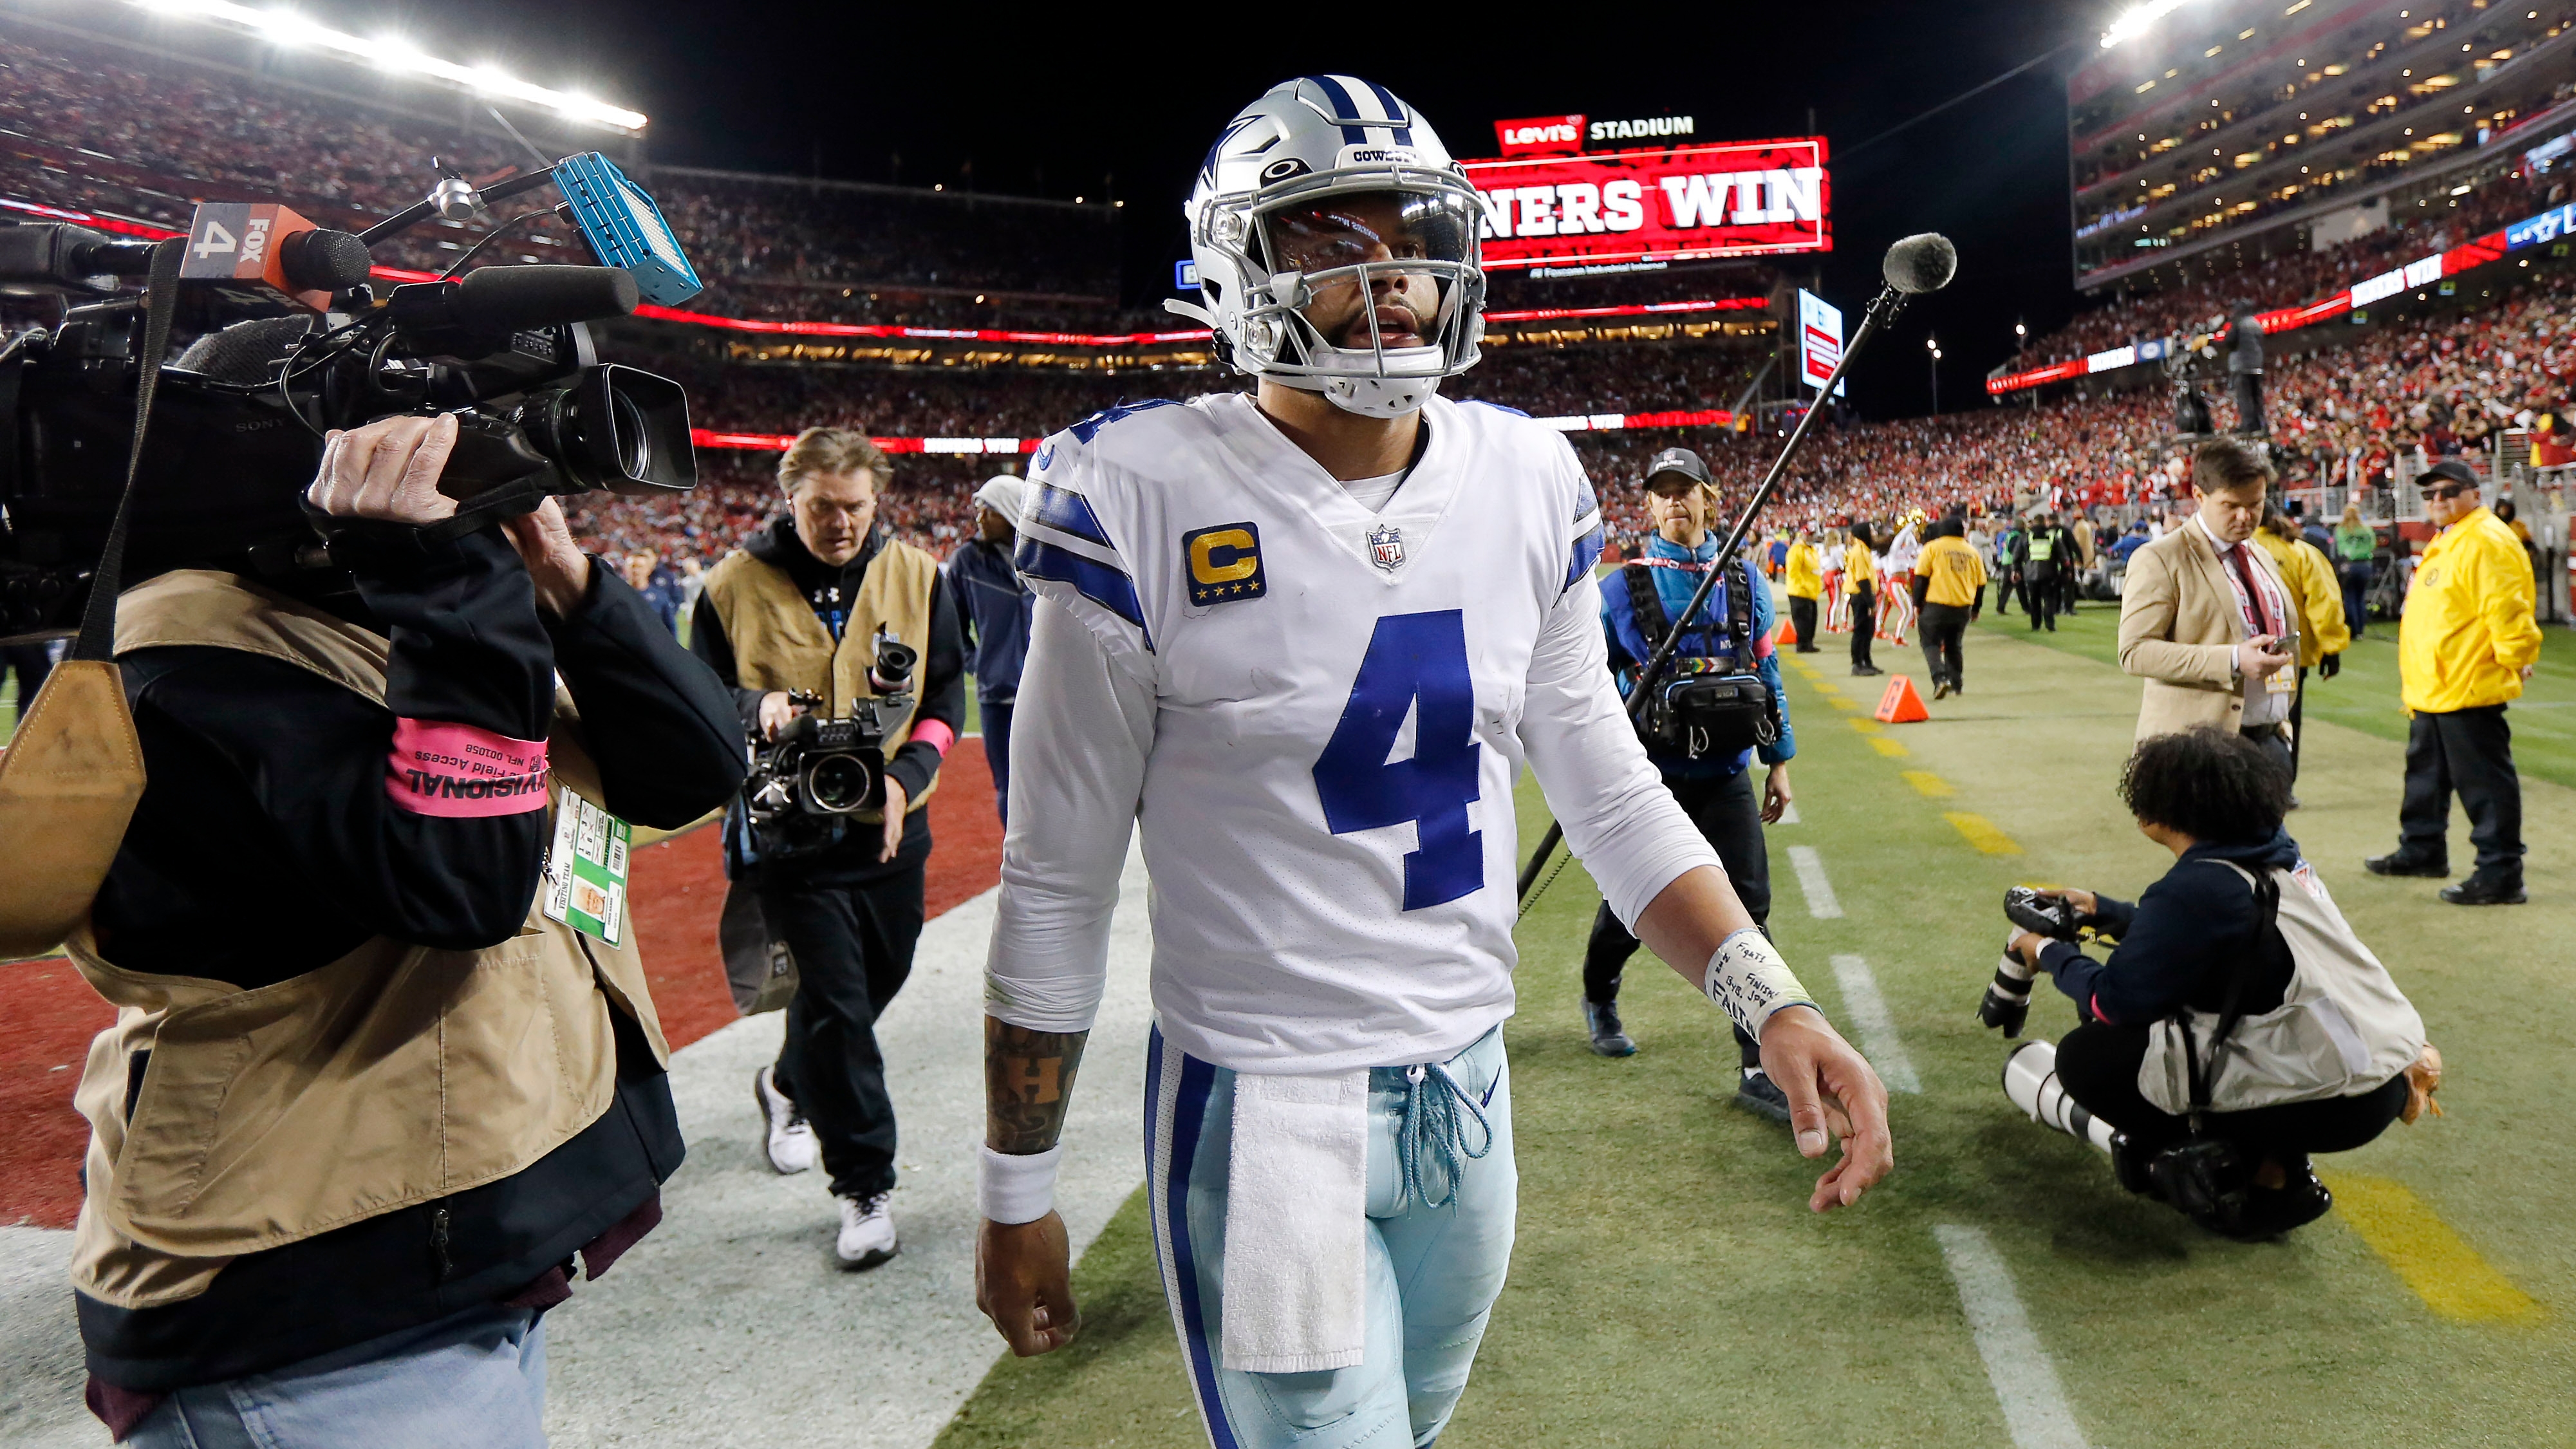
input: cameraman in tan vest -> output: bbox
[689,427,966,1269]
[66,411,746,1444]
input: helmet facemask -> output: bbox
[1201,174,1485,418]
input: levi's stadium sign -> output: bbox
[1461,136,1829,270]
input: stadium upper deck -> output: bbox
[2069,0,2576,290]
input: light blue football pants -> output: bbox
[1144,1023,1517,1449]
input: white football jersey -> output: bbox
[985,391,1717,1072]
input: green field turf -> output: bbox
[938,612,2576,1446]
[1974,592,2576,790]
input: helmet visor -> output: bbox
[1255,188,1477,364]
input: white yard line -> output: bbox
[1827,955,1921,1094]
[1787,845,1842,919]
[1932,1225,2089,1449]
[1777,800,1802,825]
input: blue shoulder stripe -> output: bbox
[1067,398,1180,444]
[1017,538,1152,646]
[1565,522,1607,590]
[1028,481,1112,548]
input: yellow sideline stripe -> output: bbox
[1945,812,2022,854]
[1847,717,1883,734]
[1867,737,1910,758]
[2320,1172,2544,1325]
[1901,771,1954,798]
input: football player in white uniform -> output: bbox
[973,77,1892,1449]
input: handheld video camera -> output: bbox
[0,152,703,642]
[739,637,919,860]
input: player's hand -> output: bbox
[758,691,803,741]
[2236,634,2292,678]
[499,498,591,619]
[1760,763,1793,825]
[878,776,908,863]
[977,1211,1080,1356]
[307,414,460,526]
[1756,1004,1892,1212]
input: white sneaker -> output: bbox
[752,1065,816,1175]
[835,1191,899,1270]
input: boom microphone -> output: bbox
[1883,232,1958,295]
[1517,229,1961,902]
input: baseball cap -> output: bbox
[1645,447,1712,490]
[2414,459,2479,494]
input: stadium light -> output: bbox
[123,0,648,133]
[2100,0,2200,48]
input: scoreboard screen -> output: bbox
[1461,136,1829,270]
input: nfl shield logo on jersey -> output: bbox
[1367,523,1406,573]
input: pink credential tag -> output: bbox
[386,716,551,817]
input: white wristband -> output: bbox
[978,1143,1064,1225]
[1703,928,1817,1041]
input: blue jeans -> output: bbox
[1146,1024,1516,1449]
[128,1305,546,1448]
[983,698,1014,825]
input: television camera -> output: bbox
[738,636,919,860]
[0,151,704,642]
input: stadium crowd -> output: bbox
[2037,164,2571,362]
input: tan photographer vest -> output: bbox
[700,537,940,819]
[66,570,670,1311]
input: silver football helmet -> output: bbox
[1173,76,1486,418]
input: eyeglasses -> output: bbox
[2422,482,2476,500]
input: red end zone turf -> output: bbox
[0,738,1003,1230]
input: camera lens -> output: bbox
[611,388,651,479]
[804,753,872,814]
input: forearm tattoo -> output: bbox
[985,1018,1090,1154]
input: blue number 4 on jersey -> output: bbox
[1311,610,1484,910]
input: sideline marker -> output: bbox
[1876,675,1930,723]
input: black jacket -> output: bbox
[80,528,747,1392]
[689,517,966,877]
[2040,829,2301,1027]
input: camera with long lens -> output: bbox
[0,152,703,642]
[739,638,919,860]
[1979,886,2097,1036]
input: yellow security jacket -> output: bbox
[2400,507,2541,713]
[2252,530,2351,666]
[71,571,666,1311]
[1784,542,1823,599]
[1916,534,1987,608]
[1845,545,1878,592]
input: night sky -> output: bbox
[327,0,2107,419]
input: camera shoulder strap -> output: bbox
[1620,562,1669,655]
[70,237,185,663]
[2183,864,2280,1119]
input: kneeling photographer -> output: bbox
[1582,447,1799,1123]
[689,426,964,1270]
[1986,728,2432,1240]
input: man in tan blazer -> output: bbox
[2116,440,2299,762]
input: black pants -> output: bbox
[1788,595,1818,651]
[1585,767,1769,1068]
[1849,585,1876,669]
[2055,1021,2407,1161]
[2024,569,2058,631]
[2061,566,2082,614]
[1997,570,2017,614]
[2400,704,2523,881]
[2339,560,2372,637]
[1919,602,1969,688]
[2230,369,2266,436]
[2287,670,2307,783]
[761,832,931,1199]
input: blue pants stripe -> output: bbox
[1151,1027,1240,1449]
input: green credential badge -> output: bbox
[543,787,631,946]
